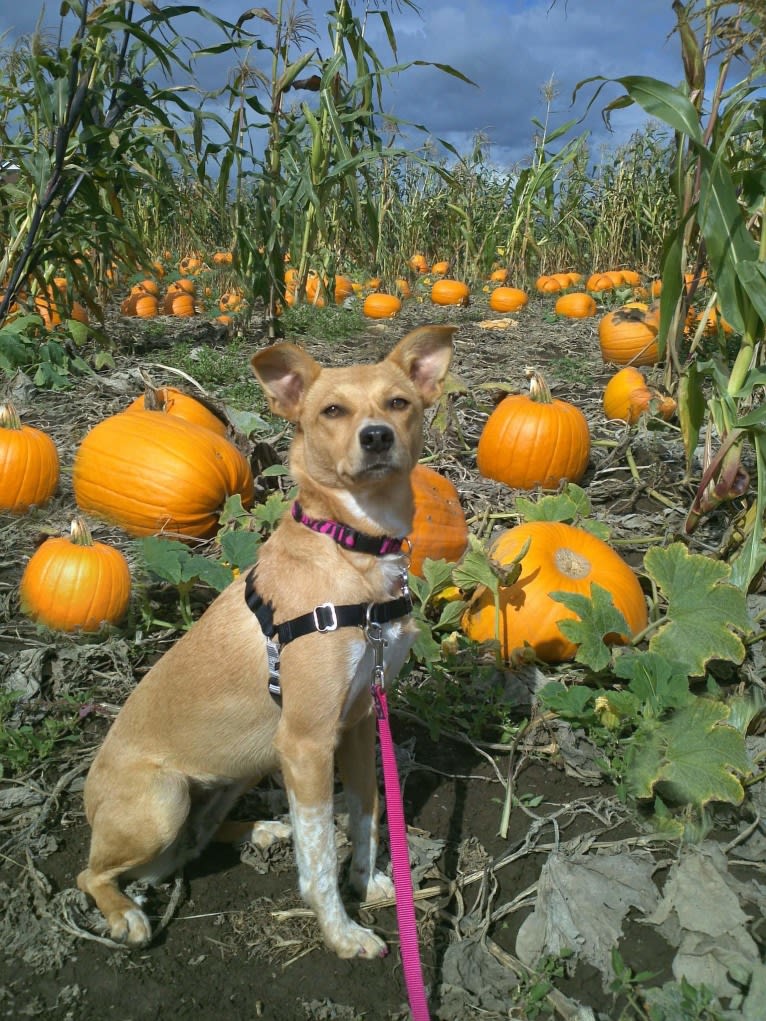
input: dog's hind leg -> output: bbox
[337,713,395,903]
[78,767,192,946]
[279,731,388,959]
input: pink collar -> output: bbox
[291,501,405,556]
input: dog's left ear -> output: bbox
[251,343,322,421]
[387,325,456,406]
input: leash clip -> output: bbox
[365,608,387,701]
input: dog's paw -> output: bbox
[108,907,152,947]
[326,920,388,960]
[248,820,292,850]
[352,868,395,903]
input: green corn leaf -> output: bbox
[627,700,751,807]
[644,544,752,676]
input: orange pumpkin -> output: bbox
[587,272,616,292]
[599,305,660,366]
[602,367,676,424]
[395,277,412,298]
[72,411,254,538]
[19,517,131,632]
[407,464,468,577]
[535,275,563,293]
[409,253,429,274]
[619,269,641,286]
[489,287,528,312]
[162,291,196,317]
[334,275,355,304]
[489,268,508,283]
[477,370,590,490]
[554,292,597,318]
[363,292,402,318]
[178,256,202,275]
[213,251,233,265]
[431,260,450,276]
[431,279,470,306]
[126,385,228,437]
[462,521,648,662]
[0,403,60,513]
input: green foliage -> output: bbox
[0,690,81,779]
[553,584,632,672]
[0,314,93,388]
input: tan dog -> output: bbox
[77,325,454,959]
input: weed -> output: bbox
[0,690,82,779]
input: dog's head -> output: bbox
[251,326,455,495]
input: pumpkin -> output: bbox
[587,272,616,292]
[19,517,131,632]
[489,287,528,312]
[619,269,641,286]
[395,277,412,298]
[219,290,244,312]
[334,275,355,304]
[477,370,590,490]
[72,411,254,538]
[598,305,660,366]
[363,292,401,319]
[535,275,563,293]
[167,278,196,296]
[431,260,450,276]
[604,270,626,286]
[650,279,662,297]
[162,291,196,317]
[489,268,508,283]
[131,279,160,297]
[554,292,597,318]
[407,464,469,577]
[462,521,648,662]
[122,293,158,317]
[126,385,228,437]
[431,279,470,306]
[213,251,233,265]
[178,256,202,275]
[602,367,676,424]
[409,253,429,274]
[0,403,60,513]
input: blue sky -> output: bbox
[0,1,694,167]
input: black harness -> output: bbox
[246,510,414,702]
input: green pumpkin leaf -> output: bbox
[551,583,630,672]
[220,529,261,572]
[644,544,752,676]
[612,651,694,717]
[626,700,751,807]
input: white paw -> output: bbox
[249,820,292,849]
[325,920,388,960]
[352,868,394,903]
[109,907,152,947]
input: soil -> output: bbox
[1,291,763,1021]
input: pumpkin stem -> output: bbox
[0,402,23,430]
[524,368,553,404]
[70,516,95,546]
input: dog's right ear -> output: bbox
[251,344,322,421]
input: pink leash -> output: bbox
[373,682,431,1021]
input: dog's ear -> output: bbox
[251,344,322,421]
[387,325,456,406]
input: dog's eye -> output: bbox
[322,404,345,418]
[389,397,409,411]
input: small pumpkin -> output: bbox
[162,291,196,317]
[431,260,450,276]
[554,292,597,318]
[535,274,563,294]
[212,251,233,265]
[409,253,429,274]
[587,272,616,292]
[477,370,590,490]
[603,367,676,424]
[0,403,60,513]
[431,279,470,307]
[73,411,254,538]
[598,304,660,366]
[178,255,202,275]
[363,292,402,319]
[619,269,641,286]
[407,464,469,577]
[488,268,508,283]
[126,384,229,437]
[19,517,131,632]
[489,287,528,313]
[462,521,648,662]
[395,277,412,298]
[334,275,355,304]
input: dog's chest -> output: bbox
[342,619,415,722]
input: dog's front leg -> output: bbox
[279,733,388,959]
[337,712,395,904]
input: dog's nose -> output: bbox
[359,423,394,454]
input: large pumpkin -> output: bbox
[363,292,402,319]
[555,292,596,318]
[126,385,228,437]
[477,370,590,490]
[462,521,648,662]
[407,464,468,576]
[0,403,60,513]
[72,411,254,538]
[599,305,660,366]
[489,287,528,312]
[431,279,470,307]
[19,517,131,632]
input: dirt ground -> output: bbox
[1,292,763,1020]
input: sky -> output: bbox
[0,1,697,169]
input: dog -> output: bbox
[77,324,455,959]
